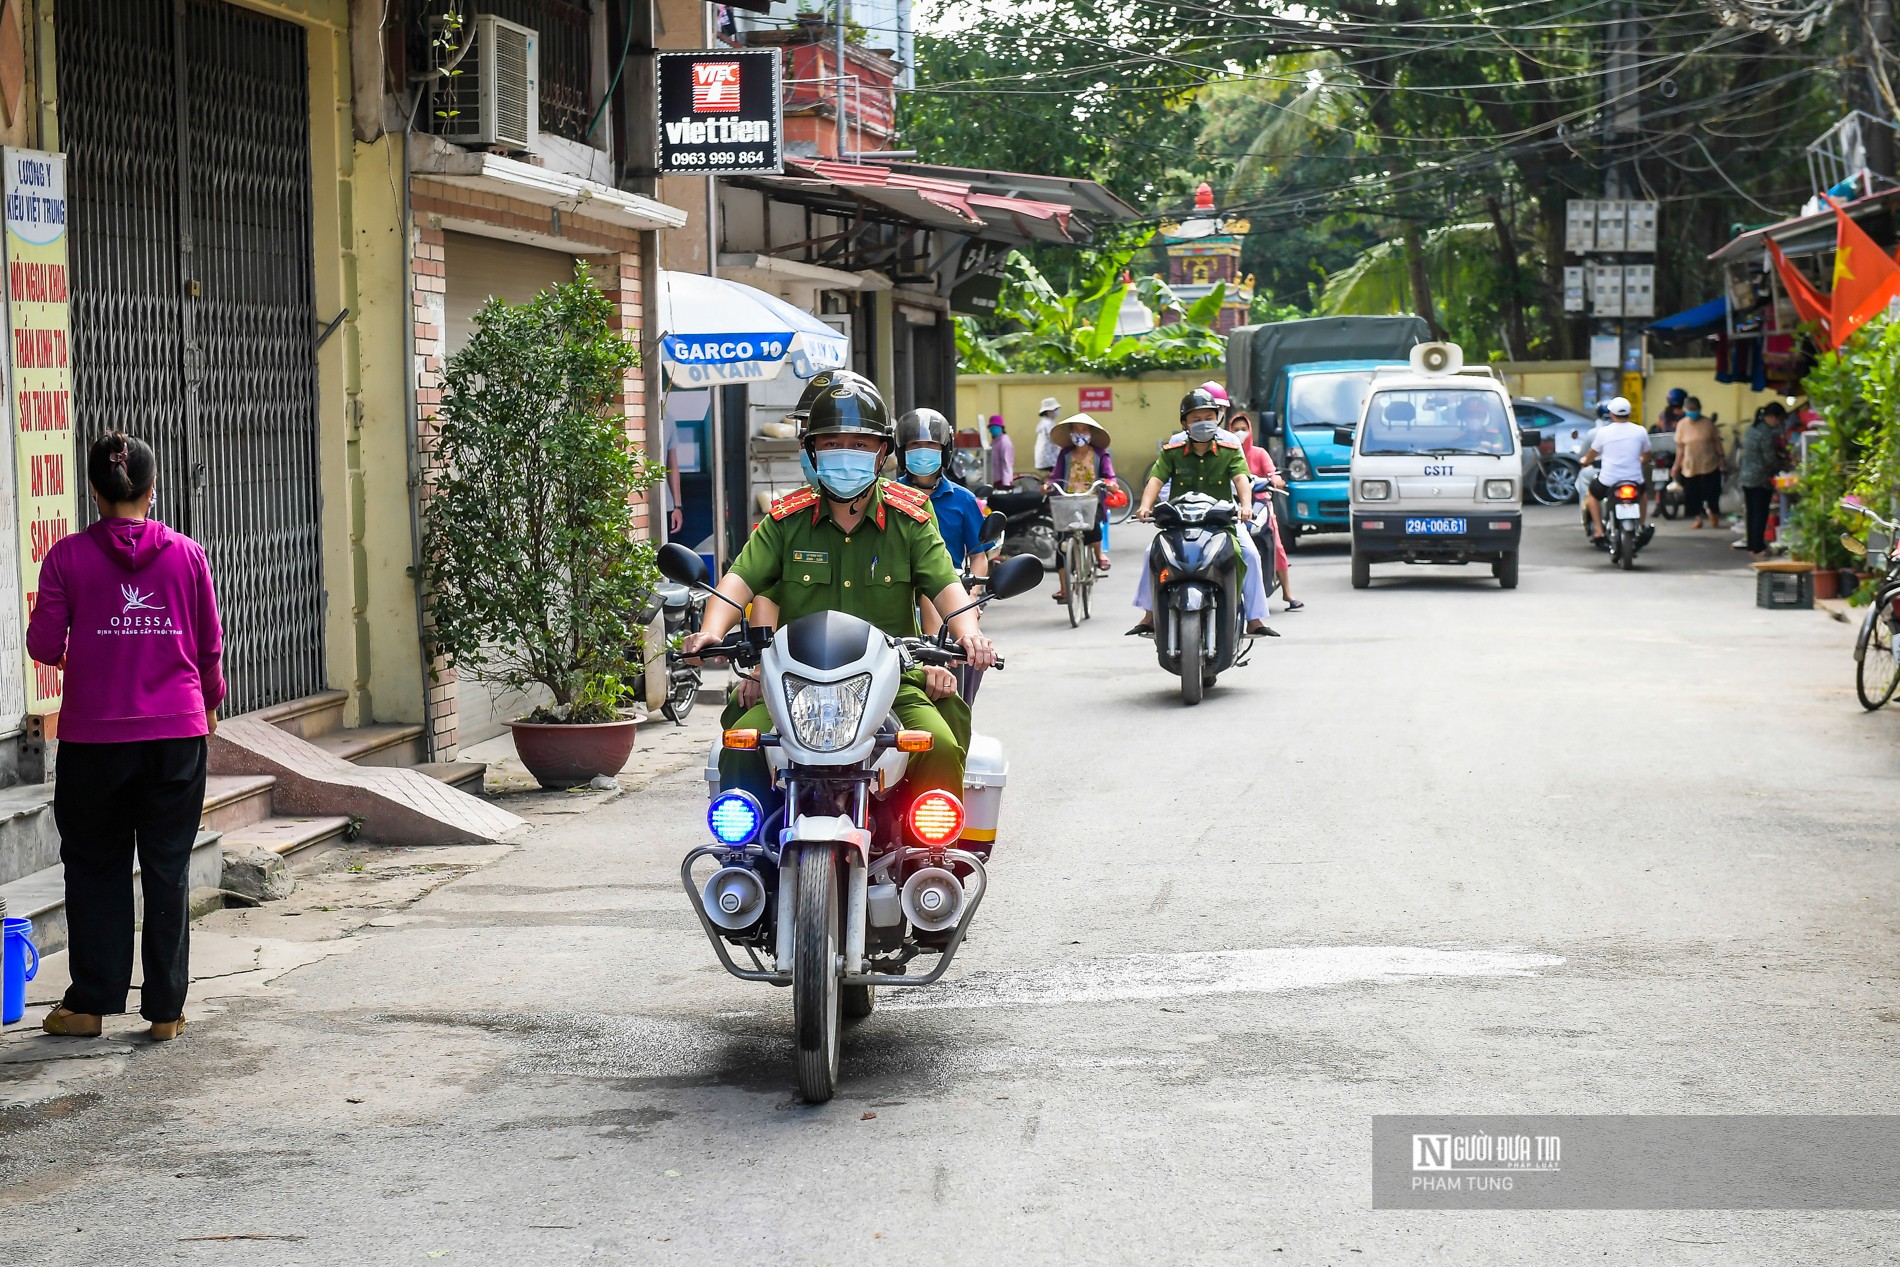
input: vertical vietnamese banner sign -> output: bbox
[5,149,71,715]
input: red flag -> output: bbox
[1768,238,1831,340]
[1826,195,1900,346]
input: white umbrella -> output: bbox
[655,270,850,387]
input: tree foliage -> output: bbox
[421,269,656,720]
[955,245,1227,376]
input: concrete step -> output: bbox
[0,781,56,889]
[200,774,278,835]
[253,689,348,741]
[414,761,486,796]
[312,723,426,769]
[219,815,351,860]
[0,828,223,956]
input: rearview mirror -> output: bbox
[1518,428,1542,447]
[1332,427,1355,448]
[986,554,1044,601]
[1261,408,1281,436]
[979,510,1007,545]
[657,542,712,588]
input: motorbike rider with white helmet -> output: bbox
[1127,388,1277,638]
[1580,395,1653,544]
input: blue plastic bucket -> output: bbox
[3,916,39,1024]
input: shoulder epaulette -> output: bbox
[1163,431,1189,450]
[768,486,819,520]
[879,479,933,523]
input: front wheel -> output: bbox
[1062,541,1081,628]
[1178,609,1206,706]
[793,847,842,1103]
[1493,551,1519,589]
[1350,550,1370,589]
[1857,601,1900,710]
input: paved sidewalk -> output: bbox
[0,699,720,1068]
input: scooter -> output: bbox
[987,477,1057,569]
[658,543,1043,1104]
[1603,480,1651,569]
[1247,478,1284,601]
[632,577,707,723]
[1148,492,1250,705]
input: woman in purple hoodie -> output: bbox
[28,431,224,1041]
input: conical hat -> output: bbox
[1056,413,1112,449]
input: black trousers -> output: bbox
[55,737,207,1021]
[1744,486,1773,554]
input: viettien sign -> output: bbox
[5,149,69,715]
[656,49,782,176]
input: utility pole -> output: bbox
[1866,0,1895,178]
[835,0,848,159]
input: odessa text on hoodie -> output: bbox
[28,517,226,743]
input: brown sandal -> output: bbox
[42,1007,103,1037]
[148,1017,187,1042]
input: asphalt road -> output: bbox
[7,506,1900,1265]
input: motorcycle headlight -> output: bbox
[1484,479,1516,500]
[1287,449,1312,481]
[1359,479,1391,501]
[783,673,872,753]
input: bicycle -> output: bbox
[1841,499,1900,710]
[1048,480,1109,628]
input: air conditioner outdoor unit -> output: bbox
[435,14,539,151]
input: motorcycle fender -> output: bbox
[780,814,871,857]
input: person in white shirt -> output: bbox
[1032,397,1062,471]
[1579,396,1652,542]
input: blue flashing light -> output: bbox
[708,790,763,845]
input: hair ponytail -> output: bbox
[87,431,157,505]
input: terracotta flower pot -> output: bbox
[508,718,638,790]
[1813,568,1840,601]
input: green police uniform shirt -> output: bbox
[730,479,959,639]
[1151,431,1248,500]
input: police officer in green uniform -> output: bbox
[682,371,997,809]
[1128,387,1275,638]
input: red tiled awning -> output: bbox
[779,159,1080,245]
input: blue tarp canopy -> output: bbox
[1647,296,1726,333]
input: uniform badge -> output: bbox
[791,549,829,564]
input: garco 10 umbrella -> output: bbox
[656,270,850,387]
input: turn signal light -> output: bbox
[896,730,934,752]
[1157,568,1173,585]
[722,728,761,750]
[908,790,965,846]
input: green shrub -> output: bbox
[421,266,656,722]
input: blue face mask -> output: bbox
[799,450,821,487]
[905,449,943,477]
[812,449,879,499]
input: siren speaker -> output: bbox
[901,867,966,933]
[703,866,767,931]
[1411,342,1462,375]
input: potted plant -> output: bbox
[421,268,656,789]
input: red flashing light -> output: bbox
[908,791,965,847]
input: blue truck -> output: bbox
[1227,316,1431,550]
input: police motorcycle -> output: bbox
[1149,493,1250,706]
[657,542,1043,1104]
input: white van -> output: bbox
[1346,343,1529,590]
